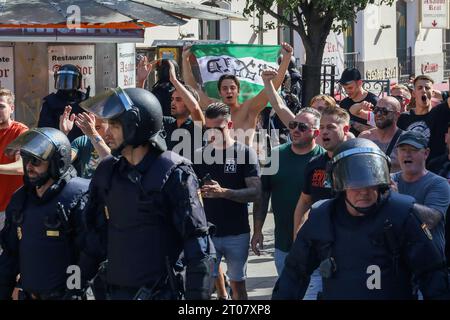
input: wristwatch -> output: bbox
[91,135,102,143]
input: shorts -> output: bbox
[212,233,250,282]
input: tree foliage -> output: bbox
[242,0,395,103]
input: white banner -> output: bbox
[0,47,14,92]
[322,32,345,78]
[117,43,136,88]
[48,45,95,94]
[422,0,448,29]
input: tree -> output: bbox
[243,0,394,105]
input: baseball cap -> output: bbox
[395,131,428,149]
[339,68,361,85]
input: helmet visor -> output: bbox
[332,149,390,192]
[80,87,133,119]
[6,130,55,161]
[55,70,82,90]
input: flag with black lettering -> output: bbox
[190,44,280,104]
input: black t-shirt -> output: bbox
[302,153,333,204]
[397,102,450,161]
[163,117,202,161]
[339,92,379,135]
[193,142,260,237]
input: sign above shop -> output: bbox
[117,43,136,88]
[421,0,449,29]
[0,47,14,92]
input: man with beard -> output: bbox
[251,102,324,276]
[358,96,403,173]
[397,75,450,161]
[0,128,93,300]
[162,60,205,160]
[293,106,350,238]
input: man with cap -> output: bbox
[338,68,379,136]
[38,64,90,142]
[80,87,214,300]
[272,138,450,299]
[0,128,94,300]
[391,130,450,256]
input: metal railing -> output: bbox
[343,51,359,69]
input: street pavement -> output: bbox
[214,211,322,300]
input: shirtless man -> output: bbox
[182,43,293,143]
[358,96,403,172]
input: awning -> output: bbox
[0,0,246,29]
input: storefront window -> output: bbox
[199,2,220,40]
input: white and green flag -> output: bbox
[190,44,280,104]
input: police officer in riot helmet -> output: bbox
[272,138,450,300]
[38,64,90,142]
[80,87,214,300]
[0,128,94,300]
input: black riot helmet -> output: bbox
[330,138,391,192]
[6,128,72,186]
[54,64,82,90]
[80,87,166,154]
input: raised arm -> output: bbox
[244,42,293,115]
[181,45,215,110]
[168,60,205,125]
[262,69,295,127]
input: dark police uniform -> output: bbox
[84,151,213,300]
[80,87,213,300]
[273,192,450,299]
[38,64,89,142]
[0,127,100,300]
[38,90,87,142]
[273,137,450,300]
[0,167,91,300]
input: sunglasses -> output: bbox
[288,121,312,132]
[372,107,394,116]
[21,154,43,167]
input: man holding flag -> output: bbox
[182,42,293,143]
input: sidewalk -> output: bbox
[213,212,278,300]
[247,212,278,300]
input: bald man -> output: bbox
[359,96,403,172]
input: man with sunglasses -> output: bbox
[358,96,403,173]
[251,103,324,276]
[0,127,93,300]
[391,84,411,112]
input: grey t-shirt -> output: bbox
[391,171,450,255]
